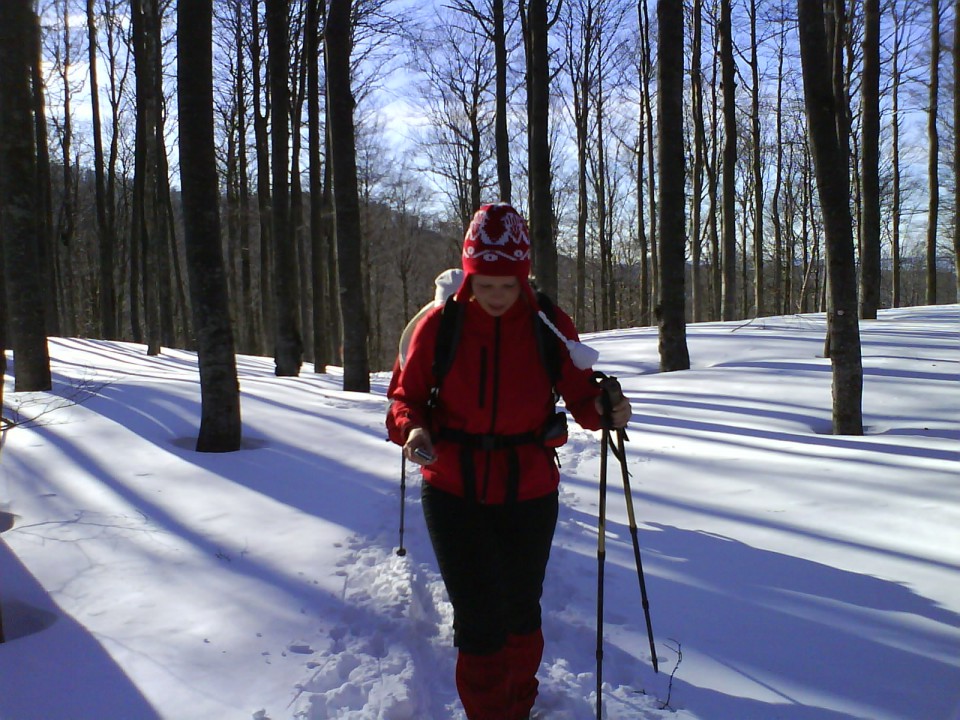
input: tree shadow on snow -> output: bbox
[7,419,457,718]
[0,539,162,719]
[548,505,960,720]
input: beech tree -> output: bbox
[770,1,788,315]
[690,0,705,323]
[30,8,58,338]
[306,0,330,373]
[719,0,737,321]
[12,0,959,377]
[521,0,558,298]
[326,0,371,392]
[87,0,117,338]
[859,0,881,319]
[954,0,960,302]
[493,0,512,204]
[131,0,165,354]
[0,0,52,392]
[748,0,765,317]
[177,0,242,452]
[449,0,515,204]
[214,0,259,354]
[561,0,598,326]
[266,0,303,376]
[637,0,657,321]
[797,0,863,435]
[656,0,690,373]
[49,0,78,337]
[251,0,274,352]
[410,6,497,231]
[926,0,941,305]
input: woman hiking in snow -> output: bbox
[387,203,631,720]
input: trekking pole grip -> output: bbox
[592,371,624,429]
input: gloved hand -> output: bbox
[593,374,632,430]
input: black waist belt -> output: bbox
[437,427,540,451]
[438,427,537,503]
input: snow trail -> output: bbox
[287,482,464,719]
[285,434,693,719]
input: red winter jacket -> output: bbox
[387,295,602,503]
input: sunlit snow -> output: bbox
[1,305,958,720]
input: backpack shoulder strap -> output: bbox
[431,295,465,397]
[432,292,561,401]
[534,290,562,389]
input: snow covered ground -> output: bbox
[1,304,958,720]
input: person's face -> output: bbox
[471,274,522,317]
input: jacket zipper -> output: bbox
[480,318,502,503]
[478,347,487,408]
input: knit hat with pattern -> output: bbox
[458,203,534,302]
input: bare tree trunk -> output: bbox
[177,0,242,452]
[55,0,77,336]
[927,0,940,304]
[225,113,240,328]
[87,0,117,339]
[323,126,341,366]
[707,4,721,320]
[0,0,52,391]
[266,0,302,376]
[30,10,58,337]
[291,35,312,363]
[469,107,482,217]
[719,0,737,321]
[656,0,690,372]
[251,0,274,354]
[237,109,255,352]
[230,1,256,353]
[522,0,557,298]
[493,0,512,203]
[749,0,764,317]
[132,0,163,355]
[797,0,863,435]
[104,0,125,336]
[307,0,329,372]
[772,20,785,314]
[596,71,612,329]
[796,145,809,312]
[639,0,657,318]
[954,0,960,301]
[690,0,704,323]
[740,188,750,315]
[635,122,650,328]
[891,4,904,309]
[859,0,881,318]
[568,0,594,326]
[156,139,182,346]
[326,0,370,391]
[0,253,5,379]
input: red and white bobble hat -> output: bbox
[457,203,536,303]
[459,202,600,369]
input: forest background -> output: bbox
[3,0,959,380]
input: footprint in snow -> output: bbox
[288,539,456,719]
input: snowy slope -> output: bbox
[1,305,958,720]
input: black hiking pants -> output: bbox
[421,483,559,655]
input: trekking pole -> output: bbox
[591,373,658,716]
[595,415,610,720]
[613,425,658,673]
[396,453,407,557]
